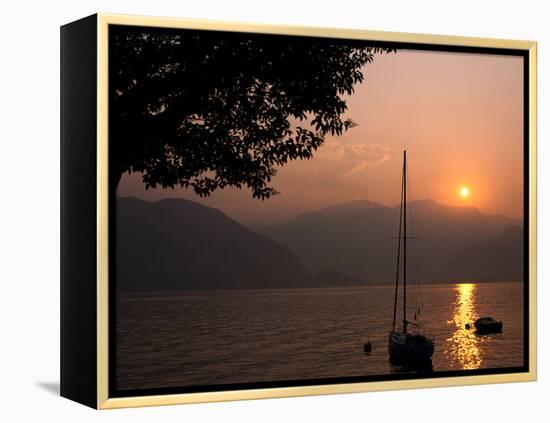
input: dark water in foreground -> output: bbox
[115,282,523,391]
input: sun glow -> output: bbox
[458,186,470,199]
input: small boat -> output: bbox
[388,151,434,366]
[474,317,503,334]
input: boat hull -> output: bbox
[474,319,503,335]
[388,332,434,365]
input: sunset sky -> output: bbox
[118,48,524,226]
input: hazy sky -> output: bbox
[118,49,524,226]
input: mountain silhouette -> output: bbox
[294,199,383,222]
[448,225,524,281]
[313,270,363,286]
[116,197,523,291]
[115,197,313,292]
[259,199,523,283]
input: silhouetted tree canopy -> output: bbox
[110,26,395,198]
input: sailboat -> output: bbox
[388,150,434,366]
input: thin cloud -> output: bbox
[317,140,391,179]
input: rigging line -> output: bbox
[409,170,425,321]
[410,164,424,310]
[392,151,405,332]
[407,161,420,317]
[403,150,407,331]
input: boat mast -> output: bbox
[403,150,407,333]
[392,152,405,332]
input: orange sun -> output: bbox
[458,186,470,199]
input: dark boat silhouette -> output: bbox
[474,317,503,334]
[388,151,434,366]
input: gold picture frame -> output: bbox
[60,13,537,409]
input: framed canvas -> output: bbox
[60,13,537,409]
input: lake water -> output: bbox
[115,282,524,391]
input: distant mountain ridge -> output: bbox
[295,199,384,221]
[116,197,313,292]
[259,198,523,284]
[116,196,523,292]
[449,225,524,281]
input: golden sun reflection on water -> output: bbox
[445,283,482,370]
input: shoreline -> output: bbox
[117,280,523,299]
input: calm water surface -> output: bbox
[115,282,524,390]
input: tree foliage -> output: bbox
[110,26,395,198]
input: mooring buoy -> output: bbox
[364,341,372,354]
